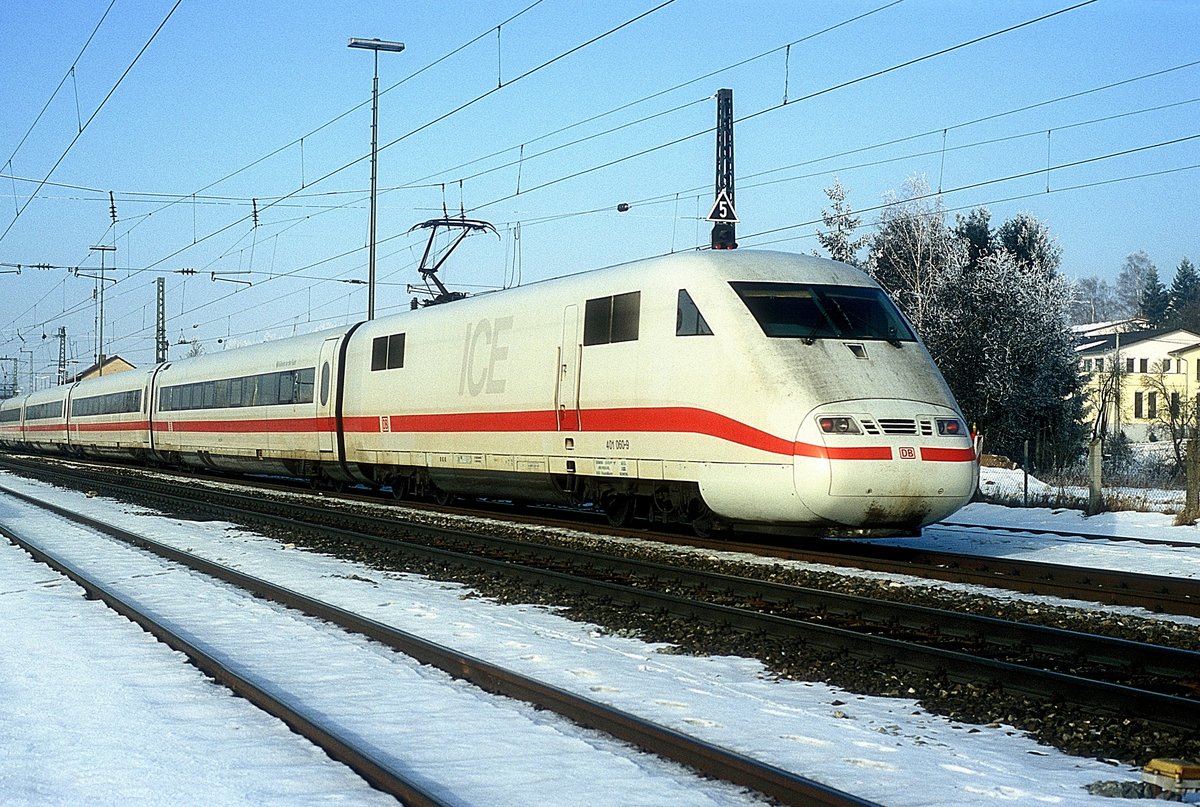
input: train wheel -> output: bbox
[603,494,636,528]
[689,504,723,538]
[389,477,409,501]
[691,513,715,538]
[433,487,455,507]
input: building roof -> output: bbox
[1070,317,1150,337]
[66,355,135,383]
[1075,328,1200,355]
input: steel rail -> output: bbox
[4,454,1197,616]
[30,462,1195,691]
[0,482,876,807]
[0,522,454,807]
[935,519,1200,550]
[3,467,1198,734]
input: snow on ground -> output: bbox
[0,468,1191,806]
[912,468,1200,582]
[978,465,1186,513]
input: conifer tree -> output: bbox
[814,178,869,266]
[1166,257,1200,329]
[1138,264,1170,326]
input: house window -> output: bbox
[1081,359,1093,372]
[1134,392,1144,419]
[1139,358,1148,373]
[584,291,641,346]
[1095,358,1104,372]
[1171,392,1181,419]
[1126,358,1135,373]
[1148,392,1158,420]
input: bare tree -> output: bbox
[1141,370,1194,475]
[864,175,964,334]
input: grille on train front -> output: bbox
[859,417,934,436]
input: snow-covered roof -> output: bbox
[1074,328,1200,355]
[1069,317,1149,337]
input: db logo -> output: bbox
[898,446,917,460]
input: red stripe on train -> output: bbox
[14,406,975,463]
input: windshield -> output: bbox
[730,281,916,343]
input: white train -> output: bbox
[0,250,977,533]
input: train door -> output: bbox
[317,337,340,455]
[557,305,580,430]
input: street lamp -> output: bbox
[348,36,405,321]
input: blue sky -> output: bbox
[1,0,1196,385]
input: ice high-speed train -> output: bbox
[0,250,977,533]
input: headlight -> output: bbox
[818,416,861,435]
[936,418,965,436]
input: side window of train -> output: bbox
[676,289,713,336]
[319,362,331,406]
[583,291,641,346]
[371,333,405,370]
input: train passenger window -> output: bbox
[583,298,609,346]
[319,363,331,406]
[730,282,915,343]
[296,367,315,404]
[27,401,63,420]
[257,373,279,406]
[371,337,388,371]
[371,333,405,370]
[584,292,641,346]
[611,292,640,342]
[676,290,713,336]
[277,372,296,405]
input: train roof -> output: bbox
[511,249,872,294]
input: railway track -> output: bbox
[936,518,1200,549]
[2,456,1198,764]
[6,453,1197,617]
[0,479,872,807]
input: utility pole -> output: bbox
[19,348,33,393]
[708,88,738,250]
[0,357,16,399]
[89,244,116,376]
[155,277,169,363]
[57,326,67,386]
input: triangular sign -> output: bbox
[706,188,739,224]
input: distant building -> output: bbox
[1069,317,1150,338]
[66,355,136,384]
[1076,328,1200,442]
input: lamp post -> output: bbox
[348,37,405,321]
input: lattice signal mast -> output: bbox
[709,88,738,250]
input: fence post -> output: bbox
[1182,433,1199,525]
[1087,437,1104,515]
[1023,440,1029,506]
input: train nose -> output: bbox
[795,402,977,528]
